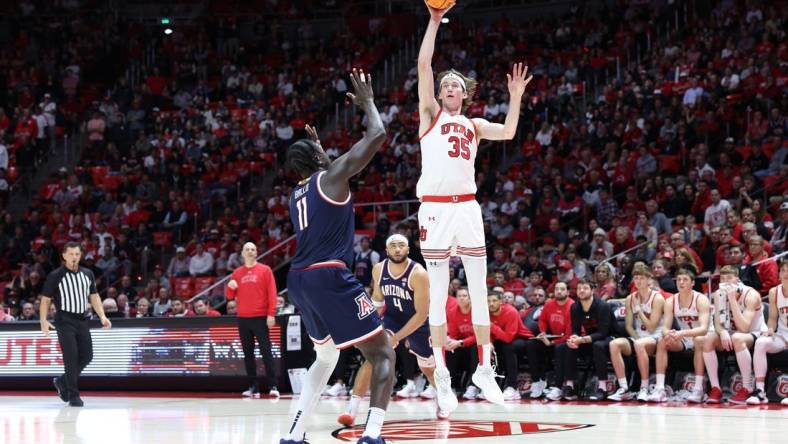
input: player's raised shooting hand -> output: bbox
[425,0,455,21]
[346,69,374,105]
[305,124,322,148]
[507,62,533,99]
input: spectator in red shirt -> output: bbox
[744,235,778,295]
[468,291,531,401]
[225,242,279,398]
[446,288,477,395]
[193,297,221,317]
[504,264,527,296]
[526,281,574,399]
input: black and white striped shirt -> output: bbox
[41,266,98,314]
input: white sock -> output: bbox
[348,395,361,415]
[694,375,705,393]
[433,347,446,369]
[735,348,753,390]
[285,343,338,440]
[481,343,492,367]
[363,407,386,438]
[756,381,765,391]
[598,380,607,390]
[566,380,574,388]
[656,374,665,390]
[703,351,719,388]
[618,378,628,391]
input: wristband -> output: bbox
[372,299,385,308]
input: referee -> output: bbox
[40,242,111,407]
[226,242,279,398]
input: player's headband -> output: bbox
[440,72,466,91]
[386,234,409,247]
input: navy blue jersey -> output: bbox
[379,259,428,334]
[290,171,355,269]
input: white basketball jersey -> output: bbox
[631,290,663,334]
[776,284,788,336]
[673,291,703,331]
[417,110,478,198]
[729,288,768,334]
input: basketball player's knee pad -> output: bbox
[314,340,340,365]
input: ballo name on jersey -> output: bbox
[441,122,475,141]
[676,315,699,324]
[293,183,310,199]
[381,284,413,302]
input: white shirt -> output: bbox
[704,200,731,228]
[683,86,704,106]
[189,252,214,275]
[0,144,8,170]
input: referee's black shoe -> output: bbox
[53,376,68,402]
[68,394,84,407]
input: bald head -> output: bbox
[242,242,258,266]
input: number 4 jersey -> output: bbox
[289,170,356,269]
[417,110,478,198]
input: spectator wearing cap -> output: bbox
[189,243,214,277]
[551,260,579,296]
[167,247,191,277]
[588,228,614,260]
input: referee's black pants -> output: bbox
[238,317,278,388]
[55,312,93,397]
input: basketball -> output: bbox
[427,0,455,10]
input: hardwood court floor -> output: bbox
[1,392,785,444]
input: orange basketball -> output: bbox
[426,0,455,10]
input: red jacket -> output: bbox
[225,263,278,317]
[538,298,574,344]
[745,255,779,294]
[490,303,533,343]
[447,303,476,347]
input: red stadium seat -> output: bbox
[171,277,194,299]
[152,231,173,248]
[193,277,215,294]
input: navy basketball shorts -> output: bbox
[287,264,382,349]
[383,317,433,365]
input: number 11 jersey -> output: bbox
[290,170,355,269]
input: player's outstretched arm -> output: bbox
[473,63,532,141]
[417,2,453,130]
[322,69,386,196]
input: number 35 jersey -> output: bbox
[379,259,428,335]
[289,170,355,269]
[417,110,478,198]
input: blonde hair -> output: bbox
[720,265,739,277]
[436,69,478,109]
[631,262,652,278]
